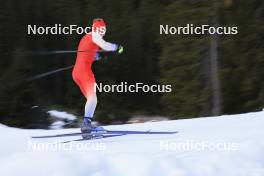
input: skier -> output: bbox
[72,18,123,138]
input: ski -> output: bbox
[32,129,177,139]
[101,130,177,134]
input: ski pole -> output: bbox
[25,49,117,81]
[28,49,109,55]
[0,65,74,91]
[26,65,74,82]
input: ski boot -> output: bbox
[81,117,94,139]
[81,117,105,139]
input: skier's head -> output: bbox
[92,18,106,36]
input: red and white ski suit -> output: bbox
[72,20,117,118]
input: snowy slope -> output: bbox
[1,111,264,176]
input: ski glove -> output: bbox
[116,45,124,54]
[94,52,101,61]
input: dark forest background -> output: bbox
[0,0,263,128]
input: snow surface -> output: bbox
[49,121,66,129]
[1,111,264,176]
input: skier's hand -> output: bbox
[94,52,101,61]
[116,45,124,54]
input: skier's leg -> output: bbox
[80,75,99,138]
[72,69,88,98]
[82,74,96,118]
[84,93,97,118]
[81,94,99,139]
[76,79,88,98]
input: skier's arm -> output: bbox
[92,32,118,51]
